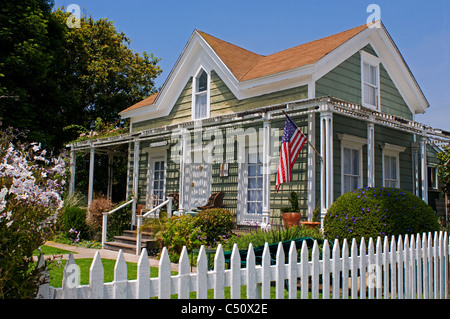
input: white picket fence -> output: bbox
[36,231,449,299]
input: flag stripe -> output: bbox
[276,114,308,192]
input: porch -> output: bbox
[66,96,450,238]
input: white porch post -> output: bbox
[261,117,271,230]
[411,141,420,197]
[69,146,76,197]
[131,138,140,226]
[320,105,333,223]
[420,136,428,203]
[88,146,95,209]
[107,153,114,200]
[178,128,187,214]
[307,111,316,221]
[367,121,375,188]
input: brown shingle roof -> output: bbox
[200,24,368,81]
[196,31,264,80]
[121,24,369,114]
[119,92,159,114]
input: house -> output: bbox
[67,21,450,229]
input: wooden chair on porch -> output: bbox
[197,192,225,210]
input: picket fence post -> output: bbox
[40,231,450,300]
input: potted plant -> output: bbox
[300,205,321,230]
[281,192,302,229]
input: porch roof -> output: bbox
[67,96,450,152]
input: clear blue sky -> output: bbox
[53,0,450,131]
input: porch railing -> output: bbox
[136,197,173,255]
[101,198,136,249]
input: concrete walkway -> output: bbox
[41,241,180,272]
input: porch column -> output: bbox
[88,146,95,208]
[261,117,271,230]
[420,137,428,203]
[69,145,76,197]
[307,111,316,221]
[106,153,114,200]
[178,128,188,214]
[131,138,140,225]
[320,105,333,222]
[411,141,420,197]
[367,121,375,188]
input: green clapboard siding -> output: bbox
[328,114,414,202]
[316,44,413,120]
[132,71,308,132]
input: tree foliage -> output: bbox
[0,1,161,151]
[436,146,450,196]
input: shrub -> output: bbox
[61,205,88,240]
[193,208,235,246]
[323,187,440,243]
[87,195,113,231]
[223,225,323,251]
[0,127,65,298]
[159,208,235,262]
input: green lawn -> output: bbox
[34,245,76,256]
[41,246,309,299]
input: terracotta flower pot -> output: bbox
[300,221,321,230]
[282,212,302,229]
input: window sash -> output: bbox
[384,155,398,188]
[247,153,263,215]
[343,147,361,193]
[193,69,209,120]
[362,62,379,107]
[153,160,165,204]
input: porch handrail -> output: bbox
[142,197,173,218]
[136,197,172,255]
[101,198,136,249]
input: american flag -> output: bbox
[276,114,307,192]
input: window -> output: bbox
[381,143,405,189]
[428,166,438,189]
[339,133,366,194]
[193,69,209,120]
[343,147,361,193]
[361,51,380,109]
[383,155,398,188]
[247,152,263,216]
[152,160,165,205]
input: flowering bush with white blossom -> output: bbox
[0,127,66,298]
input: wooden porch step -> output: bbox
[103,230,159,255]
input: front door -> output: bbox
[182,150,211,212]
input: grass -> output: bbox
[33,245,76,256]
[45,256,315,299]
[46,258,178,288]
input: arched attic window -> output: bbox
[192,68,210,120]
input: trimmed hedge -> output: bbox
[323,187,440,243]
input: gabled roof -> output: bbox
[199,24,368,81]
[120,24,368,115]
[121,92,159,114]
[120,22,429,119]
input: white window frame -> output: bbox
[360,50,381,110]
[339,133,367,195]
[237,148,264,226]
[428,165,438,190]
[381,143,406,188]
[192,67,210,120]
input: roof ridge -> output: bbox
[240,23,369,81]
[196,30,265,80]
